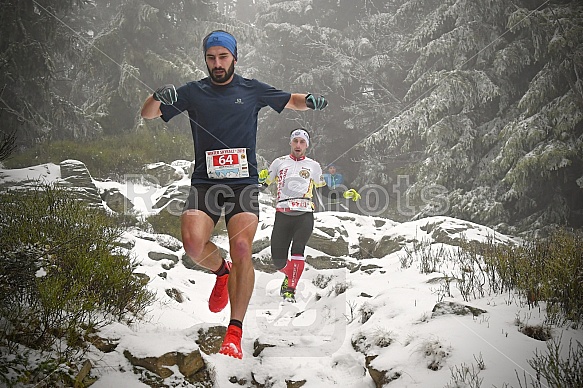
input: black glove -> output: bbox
[153,84,177,105]
[305,93,328,110]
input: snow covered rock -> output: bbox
[152,183,189,211]
[308,229,349,257]
[143,162,184,187]
[431,301,487,317]
[101,186,134,213]
[123,349,210,383]
[59,159,101,206]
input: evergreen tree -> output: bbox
[71,0,220,136]
[250,0,400,173]
[359,0,583,232]
[0,0,93,146]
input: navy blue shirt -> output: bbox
[160,74,291,185]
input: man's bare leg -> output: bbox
[217,211,258,359]
[181,210,222,271]
[225,212,258,322]
[182,209,233,313]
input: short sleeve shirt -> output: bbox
[160,74,291,185]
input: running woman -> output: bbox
[141,30,327,359]
[259,128,326,302]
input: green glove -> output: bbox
[305,94,328,110]
[153,84,177,105]
[258,169,269,184]
[343,189,361,201]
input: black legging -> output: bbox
[270,211,314,270]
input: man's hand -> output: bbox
[153,84,177,105]
[343,189,361,201]
[258,169,269,184]
[305,94,328,110]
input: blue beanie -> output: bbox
[203,31,237,60]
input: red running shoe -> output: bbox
[219,325,243,359]
[208,261,231,313]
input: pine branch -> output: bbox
[547,4,583,104]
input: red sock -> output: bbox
[283,255,305,290]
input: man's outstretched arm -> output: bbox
[285,93,327,111]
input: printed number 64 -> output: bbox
[218,154,235,166]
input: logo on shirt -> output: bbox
[299,169,310,179]
[235,98,244,104]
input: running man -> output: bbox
[259,128,326,302]
[140,30,327,359]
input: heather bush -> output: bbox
[481,228,583,326]
[0,184,155,362]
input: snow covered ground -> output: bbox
[2,162,581,388]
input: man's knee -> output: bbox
[181,210,214,261]
[182,237,207,261]
[229,238,253,262]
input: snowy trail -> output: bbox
[3,163,579,388]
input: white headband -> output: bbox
[290,129,309,146]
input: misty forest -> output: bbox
[1,0,582,235]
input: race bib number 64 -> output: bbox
[206,148,249,179]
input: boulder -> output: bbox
[431,301,487,317]
[419,217,514,247]
[421,219,470,247]
[134,273,150,286]
[306,255,357,271]
[365,355,402,388]
[152,183,190,211]
[359,264,383,274]
[308,231,349,257]
[58,159,101,206]
[148,251,179,263]
[154,234,183,252]
[101,187,133,213]
[357,236,377,259]
[143,162,184,187]
[195,325,226,355]
[85,334,118,353]
[59,159,94,187]
[123,349,209,383]
[252,236,270,254]
[371,235,405,258]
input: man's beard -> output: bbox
[208,60,235,84]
